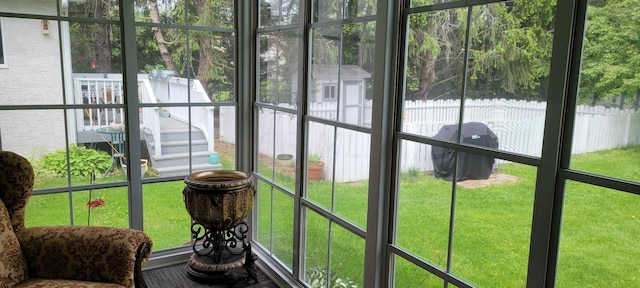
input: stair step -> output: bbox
[151,151,211,161]
[155,163,224,177]
[149,139,208,148]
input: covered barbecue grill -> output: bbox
[431,122,499,181]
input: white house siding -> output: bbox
[0,1,67,158]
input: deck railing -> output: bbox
[73,73,214,157]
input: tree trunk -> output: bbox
[149,0,179,76]
[417,15,438,101]
[197,37,212,100]
[94,1,111,73]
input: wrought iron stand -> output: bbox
[187,221,258,286]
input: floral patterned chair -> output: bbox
[0,151,153,288]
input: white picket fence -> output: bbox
[220,99,640,182]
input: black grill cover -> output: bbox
[431,122,499,181]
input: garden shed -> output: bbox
[293,64,371,125]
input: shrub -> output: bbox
[306,267,358,288]
[42,145,112,177]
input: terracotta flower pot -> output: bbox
[307,162,324,181]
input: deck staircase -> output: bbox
[143,117,222,177]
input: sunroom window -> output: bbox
[0,0,638,287]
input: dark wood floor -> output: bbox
[143,261,281,288]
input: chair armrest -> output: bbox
[16,226,152,288]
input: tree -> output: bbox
[68,1,120,73]
[406,0,555,101]
[579,0,640,107]
[148,0,179,76]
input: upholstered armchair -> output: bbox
[0,151,153,288]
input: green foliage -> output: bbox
[406,1,556,101]
[579,0,640,103]
[42,145,112,178]
[400,167,423,183]
[308,154,323,164]
[306,267,358,288]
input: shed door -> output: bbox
[342,81,362,125]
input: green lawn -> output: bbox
[25,145,640,287]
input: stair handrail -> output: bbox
[139,77,163,157]
[162,77,215,155]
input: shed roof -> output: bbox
[311,65,372,80]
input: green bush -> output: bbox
[306,267,358,288]
[42,145,112,177]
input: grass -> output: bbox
[25,145,640,287]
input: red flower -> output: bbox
[86,198,106,209]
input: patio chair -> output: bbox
[0,151,153,288]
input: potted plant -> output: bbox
[158,107,170,118]
[307,154,324,181]
[276,153,294,166]
[121,158,148,178]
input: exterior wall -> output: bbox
[0,1,67,158]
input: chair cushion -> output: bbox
[0,200,28,288]
[14,278,125,288]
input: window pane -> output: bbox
[306,121,335,209]
[340,22,374,127]
[572,1,640,182]
[556,182,640,287]
[393,255,445,288]
[310,23,374,126]
[257,107,276,181]
[461,2,553,157]
[304,209,330,285]
[254,108,298,191]
[1,110,66,169]
[72,187,129,228]
[274,111,298,192]
[136,27,234,103]
[67,0,120,20]
[0,18,64,105]
[259,30,300,105]
[271,188,295,268]
[1,110,127,187]
[143,181,192,251]
[309,26,340,122]
[402,8,465,136]
[256,180,294,270]
[304,209,365,288]
[0,0,57,16]
[259,32,279,104]
[25,193,71,226]
[330,224,365,288]
[216,106,237,169]
[314,0,344,22]
[256,181,274,251]
[260,0,300,27]
[403,2,555,158]
[451,160,535,286]
[395,141,452,270]
[186,0,234,28]
[333,128,370,229]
